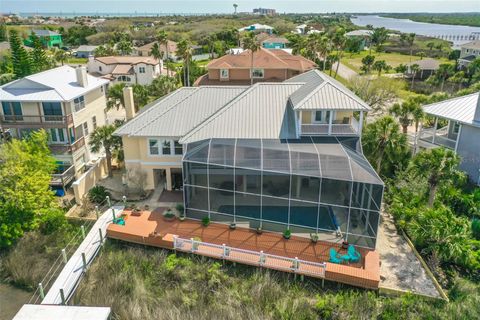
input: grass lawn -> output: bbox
[66,57,88,64]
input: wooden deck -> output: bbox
[107,209,380,289]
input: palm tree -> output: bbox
[157,30,170,76]
[314,34,330,71]
[405,33,415,62]
[436,63,454,91]
[331,28,346,78]
[409,63,420,90]
[150,42,164,61]
[53,48,69,66]
[233,3,238,14]
[372,60,388,76]
[362,116,409,175]
[242,32,260,85]
[89,124,123,177]
[389,100,423,134]
[106,83,126,110]
[370,27,389,54]
[412,148,463,206]
[176,39,192,86]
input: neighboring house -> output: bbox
[458,40,480,69]
[256,33,289,49]
[296,24,308,34]
[87,56,164,85]
[407,58,440,79]
[135,40,178,61]
[24,29,63,48]
[252,8,277,15]
[0,66,109,190]
[194,47,316,86]
[116,69,382,249]
[238,23,274,34]
[345,30,373,49]
[417,92,480,185]
[74,45,98,58]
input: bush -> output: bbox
[88,186,110,204]
[163,210,175,219]
[201,216,210,226]
[472,219,480,240]
[175,203,184,215]
[38,208,67,235]
[283,229,291,239]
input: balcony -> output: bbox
[0,114,74,128]
[49,136,86,155]
[301,117,360,136]
[51,163,76,187]
[418,126,456,150]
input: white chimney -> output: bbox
[123,86,136,120]
[76,67,88,87]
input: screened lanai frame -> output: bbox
[182,137,384,249]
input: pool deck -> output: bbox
[107,208,381,289]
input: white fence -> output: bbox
[173,236,326,279]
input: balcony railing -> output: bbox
[49,136,86,155]
[418,127,456,150]
[51,163,76,187]
[301,118,360,136]
[0,114,73,127]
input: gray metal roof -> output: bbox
[285,69,370,111]
[116,86,247,137]
[180,83,302,143]
[423,92,480,127]
[32,29,61,36]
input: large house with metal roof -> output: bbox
[24,29,63,49]
[417,92,480,185]
[0,66,109,190]
[116,69,383,249]
[458,40,480,69]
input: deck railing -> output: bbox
[418,127,456,150]
[0,114,73,126]
[51,163,76,187]
[173,236,327,279]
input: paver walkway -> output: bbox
[377,212,441,298]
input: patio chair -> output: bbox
[347,245,361,263]
[329,248,345,264]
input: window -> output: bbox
[149,139,159,155]
[49,128,66,143]
[74,96,85,112]
[453,122,460,134]
[83,122,89,136]
[118,75,131,82]
[174,140,183,155]
[99,66,102,72]
[100,85,104,93]
[162,140,171,155]
[42,102,62,121]
[251,68,264,78]
[220,69,229,79]
[139,66,146,73]
[92,116,97,129]
[313,110,331,124]
[314,111,323,122]
[1,101,23,121]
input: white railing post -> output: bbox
[95,205,99,220]
[328,112,333,135]
[98,228,103,245]
[122,195,127,207]
[191,238,195,252]
[61,248,68,264]
[106,195,111,207]
[259,250,265,266]
[81,225,86,239]
[173,235,178,249]
[60,288,66,305]
[432,117,438,144]
[292,257,299,271]
[38,282,45,300]
[222,243,227,258]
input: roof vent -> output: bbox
[76,66,88,87]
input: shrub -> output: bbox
[472,219,480,240]
[38,208,67,235]
[175,203,184,214]
[283,229,291,239]
[88,186,110,204]
[163,210,175,219]
[201,216,210,226]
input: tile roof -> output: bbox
[0,65,108,102]
[423,92,480,127]
[94,56,159,65]
[136,40,178,54]
[207,48,316,71]
[111,64,134,75]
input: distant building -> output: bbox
[256,33,289,49]
[407,58,440,79]
[24,29,63,49]
[458,40,480,69]
[87,56,164,86]
[238,23,274,35]
[74,45,98,58]
[135,40,178,60]
[345,30,373,50]
[194,47,316,86]
[253,8,277,16]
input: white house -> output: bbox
[87,56,164,85]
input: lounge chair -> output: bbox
[347,245,361,263]
[329,248,344,264]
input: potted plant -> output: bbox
[175,203,184,215]
[201,216,210,227]
[179,214,186,221]
[144,204,150,211]
[132,205,142,216]
[256,227,263,234]
[341,240,349,250]
[229,223,236,230]
[283,229,291,240]
[162,209,176,221]
[310,233,319,243]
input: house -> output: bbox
[194,47,316,86]
[115,69,382,249]
[407,58,440,79]
[252,8,277,16]
[24,29,63,49]
[135,40,178,61]
[256,33,289,49]
[296,24,308,34]
[345,30,373,49]
[87,56,164,85]
[238,23,274,35]
[417,92,480,185]
[458,40,480,69]
[0,66,109,190]
[74,45,98,58]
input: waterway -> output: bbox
[0,283,31,320]
[351,15,480,47]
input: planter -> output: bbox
[310,233,319,243]
[179,216,186,221]
[341,241,349,250]
[144,204,150,211]
[229,223,236,230]
[131,209,142,216]
[283,229,291,240]
[163,210,176,221]
[256,227,263,235]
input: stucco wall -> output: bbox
[72,156,108,204]
[456,125,480,184]
[301,111,354,124]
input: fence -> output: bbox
[72,157,108,205]
[28,197,122,305]
[173,236,327,280]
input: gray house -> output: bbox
[417,92,480,185]
[75,45,98,58]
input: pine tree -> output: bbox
[30,33,49,73]
[9,29,32,78]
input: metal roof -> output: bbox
[0,66,109,102]
[13,305,110,320]
[423,92,480,127]
[286,69,370,111]
[180,83,302,144]
[461,40,480,50]
[32,29,60,36]
[116,86,247,137]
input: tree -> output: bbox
[9,29,32,78]
[434,63,455,91]
[117,39,133,55]
[370,27,389,53]
[0,23,7,41]
[132,84,150,109]
[89,122,124,177]
[395,64,408,78]
[417,51,426,60]
[242,32,260,85]
[149,42,164,61]
[409,63,420,90]
[0,130,57,247]
[426,41,435,52]
[348,77,402,112]
[331,28,346,78]
[94,44,117,57]
[106,83,126,110]
[362,116,410,176]
[176,39,193,86]
[157,30,170,76]
[411,148,463,207]
[389,99,424,134]
[405,33,416,62]
[372,60,388,76]
[62,25,96,46]
[360,54,375,74]
[53,48,69,66]
[149,76,177,99]
[30,33,50,73]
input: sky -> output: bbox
[1,0,479,15]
